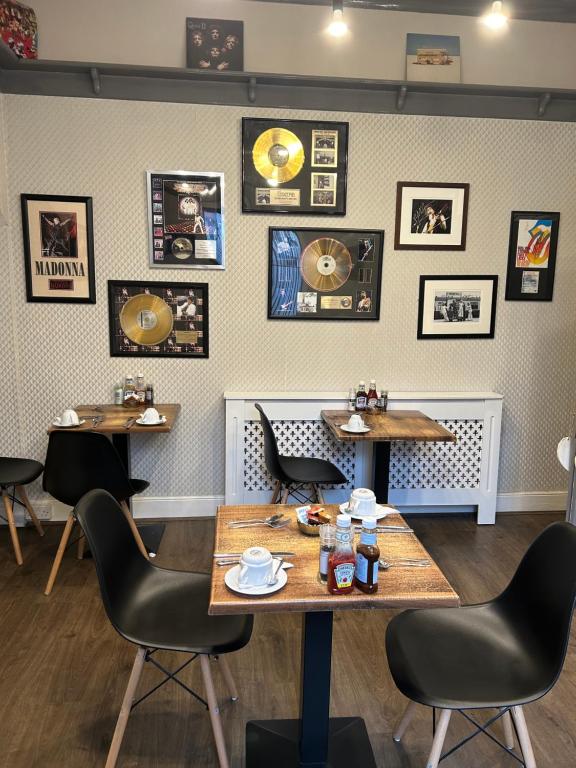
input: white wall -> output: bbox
[29,0,576,89]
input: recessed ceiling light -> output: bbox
[483,0,508,29]
[327,0,349,37]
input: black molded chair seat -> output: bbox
[130,478,150,495]
[279,455,347,485]
[0,457,43,487]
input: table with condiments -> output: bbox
[209,503,459,768]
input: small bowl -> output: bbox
[295,506,327,536]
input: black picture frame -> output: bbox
[186,17,244,71]
[395,181,470,251]
[242,118,349,215]
[21,193,95,303]
[417,275,498,339]
[108,280,209,358]
[268,227,384,320]
[504,211,560,302]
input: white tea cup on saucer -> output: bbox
[60,409,80,426]
[238,546,274,588]
[347,414,365,431]
[141,407,161,424]
[349,487,376,517]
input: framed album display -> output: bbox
[417,275,498,340]
[186,17,243,71]
[505,211,559,301]
[21,194,95,303]
[395,181,470,250]
[147,171,225,270]
[242,118,349,215]
[268,227,384,320]
[108,280,209,358]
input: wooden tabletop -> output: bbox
[321,409,456,443]
[209,504,459,615]
[47,403,181,434]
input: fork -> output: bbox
[228,519,291,530]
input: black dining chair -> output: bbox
[255,402,347,504]
[0,455,45,564]
[386,521,576,768]
[42,431,150,595]
[74,488,253,768]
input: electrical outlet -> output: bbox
[27,503,53,521]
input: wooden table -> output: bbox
[209,504,459,768]
[322,409,456,503]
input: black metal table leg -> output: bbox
[112,433,131,476]
[246,611,376,767]
[373,441,391,504]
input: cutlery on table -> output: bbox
[216,559,294,569]
[353,525,414,534]
[124,417,137,429]
[378,558,431,570]
[213,551,295,559]
[268,558,284,585]
[228,519,291,529]
[228,513,284,526]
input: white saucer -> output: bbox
[340,424,371,434]
[53,419,86,428]
[135,416,167,426]
[339,502,394,521]
[224,563,288,596]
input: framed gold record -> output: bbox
[300,237,352,292]
[119,294,174,346]
[252,128,304,184]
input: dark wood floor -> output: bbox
[1,511,574,767]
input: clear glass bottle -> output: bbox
[319,524,336,583]
[347,387,356,412]
[327,514,355,594]
[354,518,380,594]
[355,381,367,411]
[113,382,123,405]
[377,390,389,412]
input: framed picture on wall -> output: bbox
[21,194,95,303]
[417,275,498,339]
[108,280,209,358]
[186,17,243,71]
[147,171,225,270]
[505,211,560,301]
[406,34,461,84]
[268,227,384,320]
[242,118,349,215]
[395,182,470,250]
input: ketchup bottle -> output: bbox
[327,514,355,595]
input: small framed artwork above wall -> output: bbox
[395,181,470,251]
[505,211,560,301]
[186,17,244,71]
[21,193,95,303]
[417,275,498,340]
[406,34,461,83]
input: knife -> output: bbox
[124,417,137,429]
[213,551,296,558]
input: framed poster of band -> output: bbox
[108,280,209,358]
[21,194,95,303]
[147,170,225,270]
[504,211,559,301]
[417,275,498,339]
[268,227,384,320]
[242,118,349,215]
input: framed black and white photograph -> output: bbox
[395,182,470,250]
[21,193,95,303]
[186,17,243,71]
[268,227,384,320]
[243,118,349,215]
[108,280,209,358]
[417,275,498,339]
[505,211,560,301]
[147,171,224,270]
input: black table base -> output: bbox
[372,441,391,504]
[246,717,377,768]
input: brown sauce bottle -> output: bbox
[354,518,380,594]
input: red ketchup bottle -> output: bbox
[327,514,355,595]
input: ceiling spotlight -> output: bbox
[327,0,348,37]
[482,0,508,29]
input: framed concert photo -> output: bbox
[417,275,498,340]
[108,280,209,358]
[268,227,384,320]
[186,17,243,71]
[147,171,225,270]
[395,181,470,250]
[21,194,95,303]
[505,211,560,302]
[242,118,349,215]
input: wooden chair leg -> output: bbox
[77,534,86,560]
[215,654,239,701]
[270,480,281,504]
[44,513,75,595]
[2,489,23,565]
[393,700,418,742]
[120,501,149,560]
[281,487,290,504]
[105,647,146,768]
[426,708,451,768]
[313,484,325,503]
[501,708,514,750]
[200,654,231,768]
[15,485,44,537]
[511,706,537,768]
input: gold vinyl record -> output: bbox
[300,238,352,292]
[120,294,174,346]
[252,128,305,184]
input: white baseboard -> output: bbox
[496,491,567,513]
[132,495,225,519]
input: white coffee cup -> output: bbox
[141,407,161,424]
[347,414,365,431]
[238,546,274,588]
[60,408,80,426]
[349,487,377,517]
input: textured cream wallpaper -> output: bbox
[1,94,575,501]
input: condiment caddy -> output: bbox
[348,380,388,413]
[114,374,155,407]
